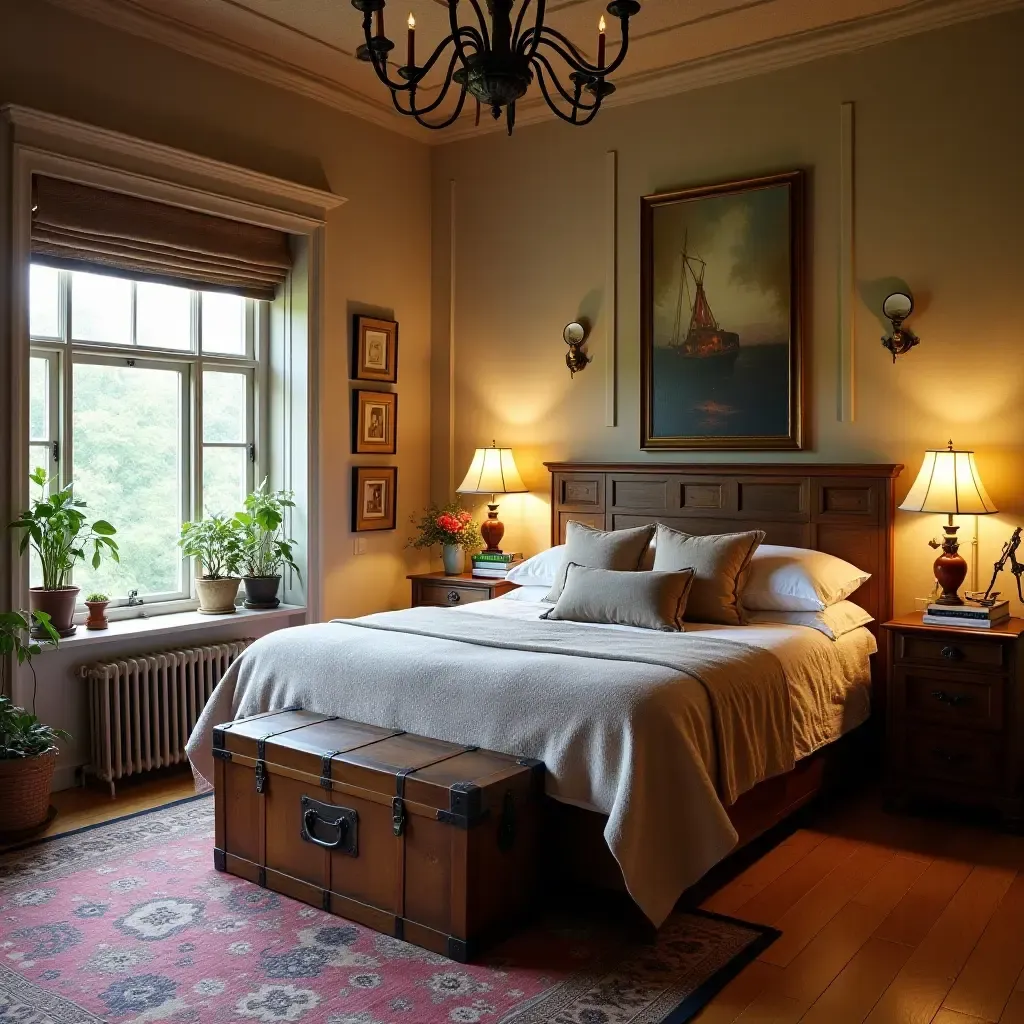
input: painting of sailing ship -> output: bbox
[641,171,804,450]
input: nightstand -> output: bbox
[408,572,519,609]
[883,612,1024,829]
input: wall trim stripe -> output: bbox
[604,150,618,429]
[839,101,856,424]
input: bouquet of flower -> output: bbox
[409,502,482,551]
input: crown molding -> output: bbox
[42,0,1024,147]
[2,104,347,219]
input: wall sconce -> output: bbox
[563,321,589,377]
[881,291,919,362]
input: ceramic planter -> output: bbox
[442,545,465,576]
[242,575,282,609]
[195,577,240,614]
[85,600,110,630]
[29,586,80,638]
[0,748,58,834]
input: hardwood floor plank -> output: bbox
[873,858,974,948]
[945,875,1024,1022]
[863,865,1016,1024]
[694,960,785,1024]
[999,989,1024,1024]
[932,1012,990,1024]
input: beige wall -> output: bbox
[431,9,1024,617]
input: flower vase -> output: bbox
[442,545,465,576]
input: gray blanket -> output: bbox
[186,607,793,926]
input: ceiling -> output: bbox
[47,0,1022,142]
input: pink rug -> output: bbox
[0,795,776,1023]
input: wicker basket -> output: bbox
[0,748,58,833]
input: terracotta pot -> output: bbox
[85,600,110,630]
[29,586,80,638]
[0,748,58,834]
[243,576,281,609]
[195,577,240,614]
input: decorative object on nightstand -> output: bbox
[881,291,919,362]
[408,503,482,576]
[899,441,997,606]
[457,444,527,553]
[968,526,1024,609]
[408,571,518,609]
[883,613,1024,831]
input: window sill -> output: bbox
[50,604,306,650]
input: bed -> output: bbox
[187,461,902,926]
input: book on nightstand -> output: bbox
[922,599,1010,629]
[471,552,523,579]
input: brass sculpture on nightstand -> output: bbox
[967,526,1024,607]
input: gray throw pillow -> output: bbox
[542,563,695,631]
[651,524,765,626]
[543,521,655,604]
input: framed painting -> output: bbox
[640,170,804,450]
[352,389,397,455]
[352,466,397,532]
[352,315,398,383]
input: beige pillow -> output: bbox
[651,524,765,625]
[543,521,655,603]
[542,563,695,632]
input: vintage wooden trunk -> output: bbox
[211,708,543,961]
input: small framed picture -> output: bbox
[352,315,398,383]
[352,390,397,455]
[352,466,397,532]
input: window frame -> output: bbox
[28,266,266,614]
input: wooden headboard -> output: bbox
[545,462,903,639]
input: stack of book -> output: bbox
[471,552,523,579]
[922,599,1010,629]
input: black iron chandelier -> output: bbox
[351,0,642,134]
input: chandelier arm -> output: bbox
[391,52,463,116]
[531,51,600,112]
[446,0,477,69]
[531,56,603,125]
[529,27,598,73]
[464,0,491,50]
[363,24,477,92]
[413,84,470,130]
[513,0,545,57]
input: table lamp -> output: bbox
[899,441,998,605]
[457,443,527,553]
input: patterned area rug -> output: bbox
[0,795,777,1024]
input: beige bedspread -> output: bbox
[187,606,795,926]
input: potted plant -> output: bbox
[85,593,110,630]
[409,502,482,576]
[234,480,301,609]
[0,610,67,835]
[9,468,119,637]
[179,513,243,614]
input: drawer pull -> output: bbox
[940,645,963,662]
[930,748,968,766]
[447,590,461,605]
[931,690,971,708]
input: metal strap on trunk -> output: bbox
[319,729,407,790]
[392,745,479,837]
[253,714,338,793]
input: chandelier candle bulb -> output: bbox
[598,16,606,70]
[408,12,415,69]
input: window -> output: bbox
[28,264,266,606]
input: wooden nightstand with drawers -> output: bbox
[883,612,1024,830]
[408,571,519,609]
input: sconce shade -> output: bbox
[899,446,997,516]
[457,446,527,496]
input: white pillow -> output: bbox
[741,545,870,612]
[499,585,553,603]
[746,600,874,640]
[504,545,565,588]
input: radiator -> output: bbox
[81,640,254,795]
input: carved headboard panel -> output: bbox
[546,462,903,646]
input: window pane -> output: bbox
[202,292,246,355]
[30,357,49,441]
[73,362,183,597]
[30,265,61,339]
[71,271,132,345]
[203,371,247,443]
[203,446,247,517]
[136,282,191,351]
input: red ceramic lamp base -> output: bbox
[933,522,967,606]
[480,503,504,553]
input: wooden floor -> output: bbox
[10,779,1024,1024]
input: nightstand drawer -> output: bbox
[906,726,1003,789]
[415,583,489,608]
[895,633,1008,672]
[899,670,1004,731]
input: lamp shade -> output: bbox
[899,445,998,515]
[456,446,527,495]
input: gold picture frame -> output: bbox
[352,389,397,455]
[352,466,397,532]
[352,315,398,383]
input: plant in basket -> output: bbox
[409,502,482,576]
[0,609,67,835]
[234,480,301,609]
[179,513,245,614]
[9,468,119,637]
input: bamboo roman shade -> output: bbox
[31,176,292,300]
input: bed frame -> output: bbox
[544,461,903,892]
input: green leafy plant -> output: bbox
[234,480,301,579]
[85,593,109,603]
[409,502,482,551]
[179,514,243,580]
[0,610,60,715]
[0,695,70,760]
[9,469,118,590]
